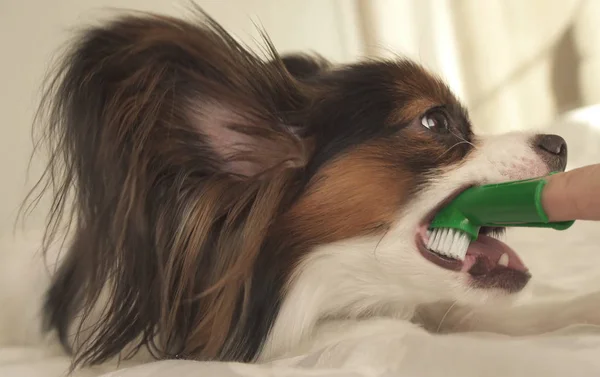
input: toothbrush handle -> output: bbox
[542,164,600,222]
[448,175,575,230]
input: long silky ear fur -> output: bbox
[23,8,316,369]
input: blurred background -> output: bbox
[1,0,600,239]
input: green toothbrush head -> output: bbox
[429,200,480,240]
[428,174,575,239]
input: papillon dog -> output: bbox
[30,8,597,372]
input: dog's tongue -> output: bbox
[461,235,528,274]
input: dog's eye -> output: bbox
[421,110,449,133]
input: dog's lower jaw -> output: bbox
[259,238,443,362]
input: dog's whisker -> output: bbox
[436,140,471,161]
[449,129,477,149]
[436,300,458,333]
[372,225,391,262]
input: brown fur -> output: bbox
[27,9,314,366]
[285,143,412,245]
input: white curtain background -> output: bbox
[2,0,600,237]
[356,0,600,134]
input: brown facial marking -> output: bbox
[283,142,415,246]
[390,64,457,124]
[396,98,439,124]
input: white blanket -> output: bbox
[3,106,600,377]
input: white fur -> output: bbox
[261,132,567,360]
[4,131,600,376]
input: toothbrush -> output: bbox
[427,174,575,260]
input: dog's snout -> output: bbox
[533,134,567,172]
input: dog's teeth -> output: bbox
[498,253,509,267]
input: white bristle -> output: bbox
[426,229,439,250]
[439,229,450,250]
[430,229,443,251]
[427,228,470,261]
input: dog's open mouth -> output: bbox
[416,187,531,292]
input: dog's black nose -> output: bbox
[534,134,567,172]
[537,134,566,155]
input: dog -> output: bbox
[28,8,597,373]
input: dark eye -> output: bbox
[421,109,449,133]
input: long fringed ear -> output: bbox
[190,100,308,177]
[168,23,316,179]
[188,51,332,177]
[188,52,332,177]
[30,9,318,369]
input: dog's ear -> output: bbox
[190,99,308,178]
[34,11,317,368]
[52,12,314,181]
[193,52,331,176]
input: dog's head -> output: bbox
[32,10,567,369]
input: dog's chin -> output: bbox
[414,187,532,296]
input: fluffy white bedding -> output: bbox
[2,106,600,377]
